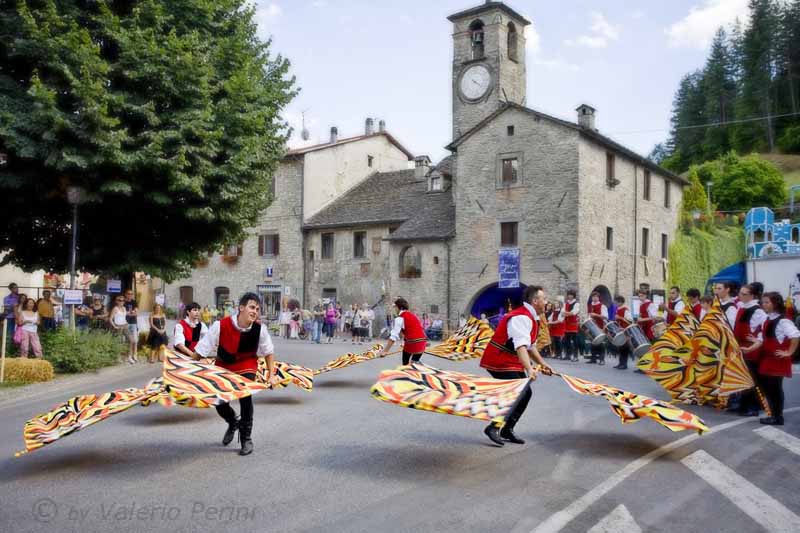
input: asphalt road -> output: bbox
[0,338,798,533]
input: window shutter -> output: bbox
[258,236,264,256]
[274,235,279,256]
[237,244,243,257]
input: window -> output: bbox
[179,286,194,305]
[606,152,615,181]
[661,233,668,259]
[507,22,518,62]
[431,304,439,314]
[308,250,315,261]
[430,174,442,191]
[353,231,366,258]
[501,222,518,247]
[433,256,439,265]
[360,263,370,276]
[507,125,515,136]
[469,20,485,60]
[367,155,374,168]
[224,243,243,257]
[321,233,334,260]
[643,170,651,201]
[664,180,671,208]
[606,227,614,251]
[214,287,230,308]
[641,228,649,257]
[501,158,518,185]
[258,234,279,256]
[372,237,382,254]
[399,246,422,278]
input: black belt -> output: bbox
[489,340,517,355]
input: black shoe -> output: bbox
[499,427,525,444]
[634,369,644,374]
[484,424,505,446]
[239,439,254,455]
[759,416,784,426]
[738,410,759,417]
[586,359,597,364]
[599,360,605,366]
[222,418,239,446]
[617,366,628,370]
[238,422,254,455]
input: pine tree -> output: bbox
[0,1,298,279]
[701,28,736,159]
[668,71,707,172]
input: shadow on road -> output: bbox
[314,379,375,389]
[121,410,211,427]
[536,430,657,459]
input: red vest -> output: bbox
[758,318,793,378]
[215,316,261,375]
[179,319,202,351]
[667,299,682,325]
[691,303,702,320]
[481,306,538,373]
[590,302,605,328]
[639,301,654,340]
[400,311,427,354]
[549,311,565,337]
[733,306,762,362]
[615,306,631,328]
[563,301,579,333]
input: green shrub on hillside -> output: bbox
[691,152,786,211]
[41,329,122,373]
[668,226,745,292]
[778,125,800,154]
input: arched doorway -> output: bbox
[589,284,614,320]
[468,282,528,328]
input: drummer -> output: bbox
[560,290,580,362]
[587,291,608,365]
[636,289,656,341]
[661,286,685,325]
[613,295,633,370]
[686,288,702,320]
[699,295,714,320]
[714,281,739,327]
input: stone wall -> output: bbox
[388,240,450,321]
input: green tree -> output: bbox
[668,71,707,172]
[0,0,297,280]
[701,28,736,159]
[696,152,786,211]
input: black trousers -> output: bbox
[590,342,605,362]
[402,351,423,365]
[759,374,785,417]
[488,370,532,430]
[215,371,256,428]
[551,336,563,358]
[618,344,631,367]
[739,360,761,413]
[563,332,579,358]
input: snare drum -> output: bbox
[604,321,627,347]
[581,318,607,346]
[625,324,651,358]
[652,319,667,339]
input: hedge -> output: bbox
[668,226,745,292]
[40,328,123,373]
[1,358,54,384]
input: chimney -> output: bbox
[378,119,386,133]
[330,126,338,144]
[365,118,374,136]
[414,155,431,180]
[576,104,596,130]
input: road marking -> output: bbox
[587,505,641,533]
[682,449,800,532]
[531,406,800,533]
[754,426,800,456]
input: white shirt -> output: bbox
[173,319,209,347]
[589,303,608,322]
[21,311,39,333]
[389,311,407,342]
[738,300,767,333]
[617,307,633,323]
[761,313,800,344]
[507,302,540,350]
[669,298,685,316]
[719,298,738,327]
[559,300,579,321]
[194,313,274,358]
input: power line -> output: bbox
[610,111,800,136]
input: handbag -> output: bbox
[13,324,24,345]
[360,319,369,327]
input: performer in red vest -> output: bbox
[756,292,799,426]
[560,290,580,362]
[380,297,428,365]
[732,283,768,417]
[192,293,279,456]
[662,286,685,325]
[547,302,565,360]
[714,281,739,327]
[587,291,608,365]
[173,302,208,358]
[480,286,553,446]
[636,289,656,341]
[613,295,633,370]
[686,288,702,320]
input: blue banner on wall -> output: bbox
[498,248,520,289]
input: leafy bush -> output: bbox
[691,152,786,211]
[668,226,745,292]
[41,328,122,373]
[778,125,800,153]
[2,358,54,383]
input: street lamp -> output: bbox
[66,186,84,331]
[706,182,713,212]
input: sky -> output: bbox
[253,0,752,163]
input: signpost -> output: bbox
[107,279,122,293]
[63,289,83,305]
[498,248,521,289]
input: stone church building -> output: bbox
[167,1,685,324]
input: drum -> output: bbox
[625,324,651,358]
[604,321,627,347]
[581,318,607,346]
[652,319,667,339]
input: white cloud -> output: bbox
[565,12,620,49]
[525,23,541,54]
[311,0,327,7]
[631,10,646,20]
[665,0,749,49]
[532,57,580,73]
[522,19,579,73]
[254,2,282,29]
[284,109,321,149]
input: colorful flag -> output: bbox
[536,314,551,351]
[161,355,268,406]
[637,303,754,406]
[649,306,700,352]
[557,373,709,434]
[424,317,494,361]
[258,360,314,391]
[314,344,388,375]
[370,363,530,427]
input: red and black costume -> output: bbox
[588,302,606,364]
[691,302,702,320]
[638,300,655,341]
[733,305,763,415]
[562,300,580,361]
[615,306,632,368]
[396,310,427,365]
[758,317,795,421]
[178,319,203,351]
[548,310,565,359]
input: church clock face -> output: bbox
[459,64,492,101]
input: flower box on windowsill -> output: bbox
[221,255,240,266]
[194,257,209,268]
